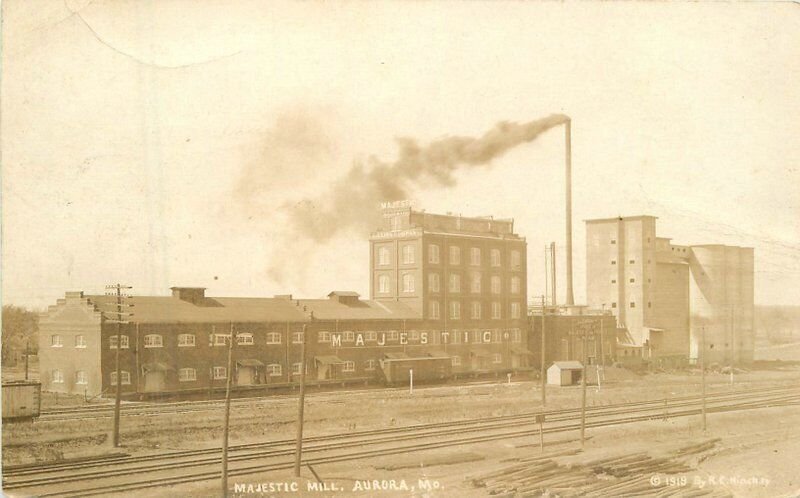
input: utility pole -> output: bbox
[24,339,30,381]
[599,304,606,382]
[221,323,236,496]
[294,324,308,477]
[104,284,132,448]
[580,322,589,449]
[540,295,546,407]
[701,325,707,432]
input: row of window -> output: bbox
[609,302,652,309]
[428,301,522,320]
[50,335,87,348]
[378,245,522,268]
[379,273,522,295]
[610,259,653,265]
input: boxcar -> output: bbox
[2,381,42,421]
[380,356,452,385]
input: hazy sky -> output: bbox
[2,1,799,309]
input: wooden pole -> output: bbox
[294,324,307,477]
[24,339,30,381]
[701,325,707,432]
[221,323,235,496]
[539,416,544,452]
[113,285,122,448]
[540,295,546,407]
[409,368,414,395]
[580,324,588,449]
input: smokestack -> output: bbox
[565,119,574,306]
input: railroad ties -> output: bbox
[468,439,731,497]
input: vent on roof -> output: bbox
[327,291,360,305]
[171,287,206,304]
[274,294,293,300]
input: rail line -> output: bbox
[7,384,795,477]
[5,386,799,497]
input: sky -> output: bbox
[2,0,799,310]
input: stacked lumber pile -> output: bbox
[468,439,730,497]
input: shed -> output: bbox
[547,361,584,386]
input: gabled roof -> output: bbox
[550,361,584,370]
[297,298,420,320]
[87,295,310,324]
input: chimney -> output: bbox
[171,287,206,304]
[564,119,575,306]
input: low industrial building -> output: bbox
[546,361,584,386]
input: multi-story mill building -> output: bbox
[585,215,754,365]
[38,203,533,397]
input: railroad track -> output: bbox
[8,384,795,477]
[5,386,799,497]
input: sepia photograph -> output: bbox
[1,1,799,497]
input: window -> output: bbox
[490,249,501,267]
[318,331,331,343]
[470,247,481,266]
[178,334,196,347]
[449,246,460,265]
[429,301,440,319]
[472,330,482,342]
[51,369,64,384]
[611,279,617,284]
[74,335,86,348]
[292,362,303,375]
[492,302,502,319]
[492,329,502,343]
[629,259,635,264]
[402,244,415,264]
[75,370,87,385]
[471,272,481,293]
[493,353,502,364]
[471,301,482,319]
[109,335,129,349]
[648,302,652,308]
[428,244,440,264]
[144,334,163,348]
[292,331,305,344]
[451,356,461,367]
[343,361,355,373]
[110,371,131,385]
[237,333,254,345]
[214,334,229,346]
[343,331,355,342]
[611,239,616,245]
[491,276,501,294]
[630,302,636,308]
[402,273,415,293]
[387,330,399,341]
[510,250,521,269]
[267,364,282,376]
[452,330,462,344]
[213,366,227,379]
[450,301,461,319]
[378,246,390,266]
[51,335,63,347]
[179,368,197,382]
[364,359,376,371]
[266,332,282,344]
[611,302,617,308]
[428,273,440,292]
[611,260,617,265]
[378,275,390,294]
[365,331,377,341]
[390,215,402,231]
[629,278,635,283]
[510,276,520,294]
[511,328,522,343]
[449,274,461,293]
[510,302,521,319]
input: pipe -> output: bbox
[565,119,574,306]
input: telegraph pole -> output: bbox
[294,324,308,477]
[221,323,236,496]
[104,284,132,448]
[599,304,606,382]
[540,295,546,407]
[701,325,707,432]
[24,339,30,381]
[580,322,589,449]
